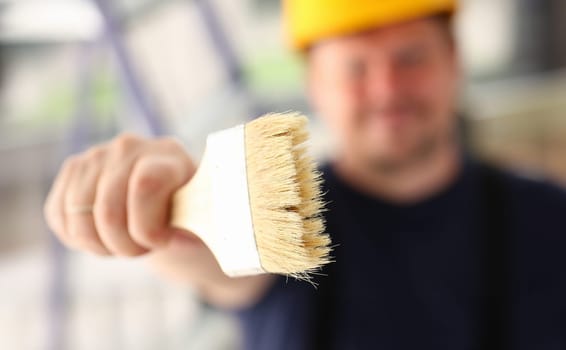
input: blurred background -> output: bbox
[0,0,565,349]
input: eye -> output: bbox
[396,46,427,68]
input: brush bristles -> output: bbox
[245,112,331,279]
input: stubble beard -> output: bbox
[361,130,455,176]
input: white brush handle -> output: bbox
[170,125,266,277]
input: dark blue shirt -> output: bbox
[236,159,566,349]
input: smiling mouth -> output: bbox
[367,109,417,128]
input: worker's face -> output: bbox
[308,17,459,169]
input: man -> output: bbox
[45,0,566,349]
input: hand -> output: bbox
[44,133,196,256]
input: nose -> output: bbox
[364,61,402,105]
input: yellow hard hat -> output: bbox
[284,0,457,51]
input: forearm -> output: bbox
[148,232,275,309]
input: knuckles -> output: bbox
[157,137,185,154]
[110,133,143,156]
[130,168,167,198]
[82,145,107,164]
[61,155,80,173]
[130,159,177,197]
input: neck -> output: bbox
[334,144,461,204]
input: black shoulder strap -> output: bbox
[477,163,511,350]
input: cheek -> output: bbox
[318,85,362,134]
[411,66,457,121]
[433,71,458,125]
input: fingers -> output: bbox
[64,147,111,256]
[94,135,148,256]
[128,151,195,249]
[44,156,79,248]
[44,134,195,258]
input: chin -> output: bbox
[360,136,436,171]
[366,139,414,160]
[365,149,411,168]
